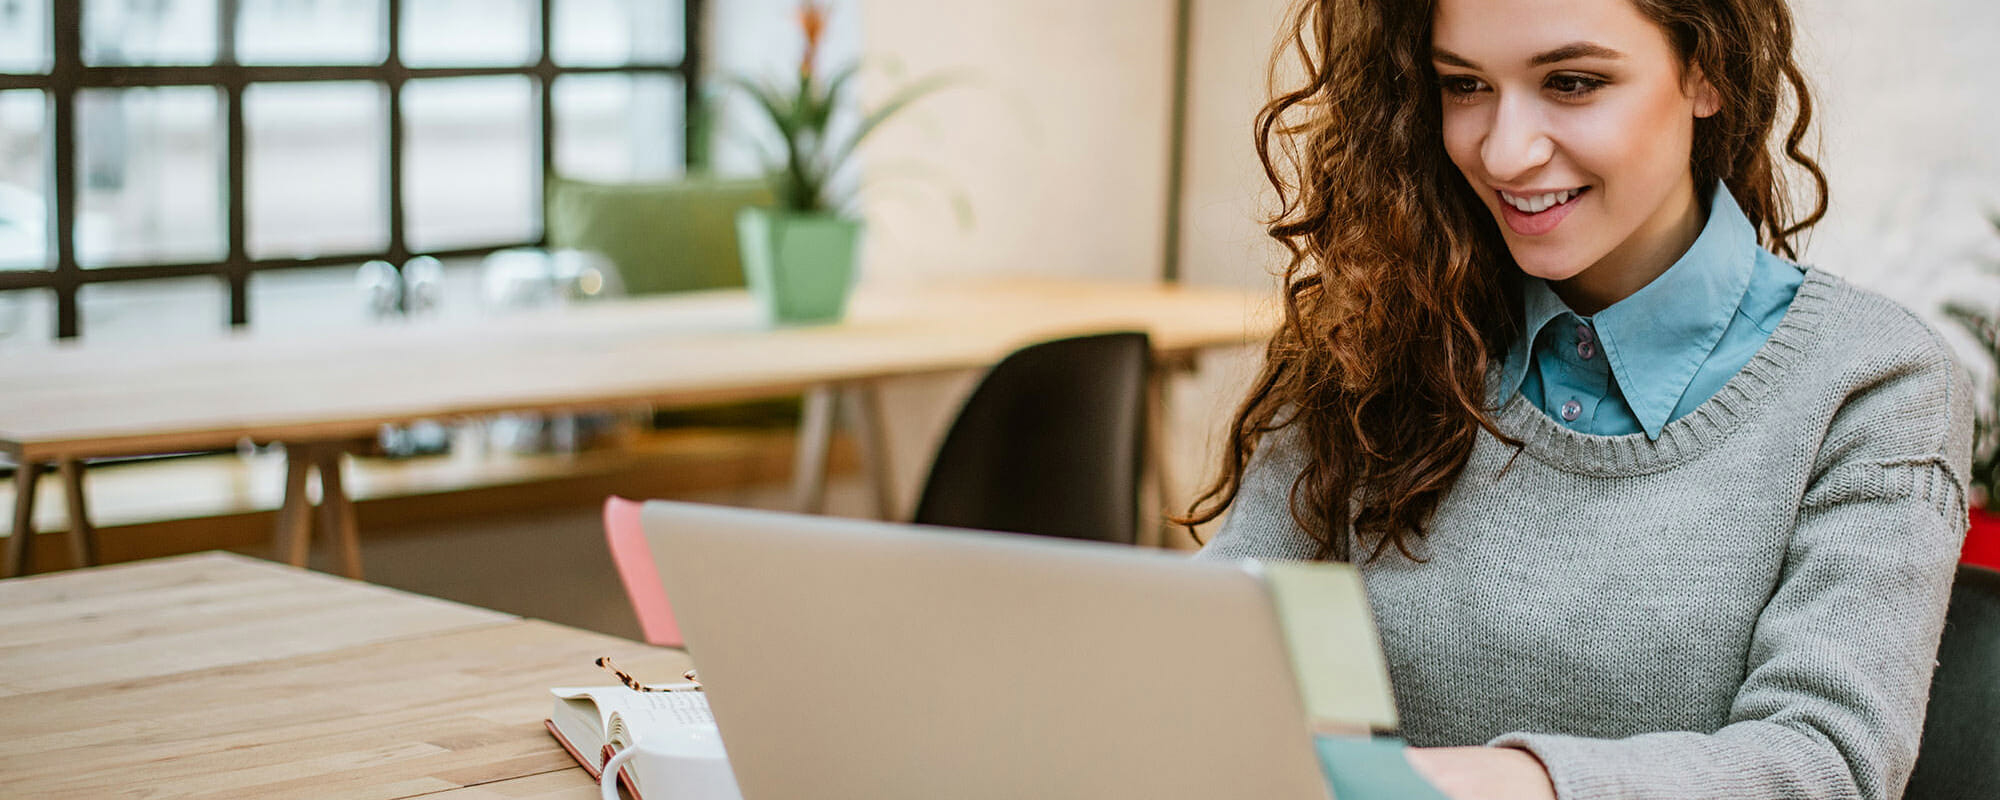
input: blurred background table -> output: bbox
[0,551,678,799]
[0,278,1277,578]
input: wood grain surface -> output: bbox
[0,552,688,799]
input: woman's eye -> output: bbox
[1438,76,1486,99]
[1546,74,1607,98]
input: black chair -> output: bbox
[911,332,1151,545]
[1907,563,2000,800]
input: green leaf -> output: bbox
[724,74,821,211]
[791,73,821,136]
[722,74,799,140]
[800,63,861,135]
[722,64,966,214]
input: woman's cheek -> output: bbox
[1622,87,1700,173]
[1550,106,1626,176]
[1438,107,1486,183]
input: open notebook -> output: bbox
[545,685,725,799]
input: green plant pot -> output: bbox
[735,207,863,326]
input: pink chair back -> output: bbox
[603,497,683,647]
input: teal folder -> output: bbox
[1314,735,1452,800]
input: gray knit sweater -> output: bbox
[1197,269,1975,800]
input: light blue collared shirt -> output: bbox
[1495,184,1806,440]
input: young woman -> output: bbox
[1187,0,1976,798]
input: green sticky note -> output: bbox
[1261,560,1399,733]
[1314,736,1451,800]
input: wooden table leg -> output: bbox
[792,385,838,514]
[840,381,897,521]
[313,446,363,580]
[275,444,316,568]
[57,458,96,569]
[5,461,43,578]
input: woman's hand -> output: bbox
[1404,746,1557,800]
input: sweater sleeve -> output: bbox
[1194,425,1324,562]
[1490,353,1977,800]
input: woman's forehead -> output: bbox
[1431,0,1673,66]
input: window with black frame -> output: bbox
[0,0,699,345]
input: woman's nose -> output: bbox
[1481,96,1555,182]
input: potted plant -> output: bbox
[726,1,957,326]
[1943,214,2000,569]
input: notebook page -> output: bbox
[612,690,715,730]
[550,685,708,732]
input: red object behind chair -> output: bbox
[1966,506,2000,572]
[604,496,683,647]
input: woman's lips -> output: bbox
[1498,188,1587,236]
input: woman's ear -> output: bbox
[1687,64,1722,119]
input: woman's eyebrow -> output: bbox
[1431,48,1478,68]
[1529,42,1624,66]
[1429,42,1625,68]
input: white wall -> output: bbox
[1791,0,2000,285]
[852,0,1178,285]
[1178,0,1295,292]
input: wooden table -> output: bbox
[1,278,1276,578]
[0,552,686,799]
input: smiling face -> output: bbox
[1432,0,1720,313]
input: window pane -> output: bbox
[404,77,539,252]
[554,0,683,66]
[80,277,228,343]
[77,87,227,267]
[0,289,52,350]
[247,263,380,333]
[553,74,684,182]
[0,90,49,270]
[0,0,50,73]
[248,258,489,334]
[84,0,218,66]
[402,0,536,67]
[236,0,386,65]
[247,82,387,259]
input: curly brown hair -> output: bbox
[1177,0,1830,561]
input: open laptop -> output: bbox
[638,500,1398,800]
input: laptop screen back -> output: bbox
[643,501,1334,800]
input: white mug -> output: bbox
[599,725,743,800]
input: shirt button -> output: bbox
[1575,323,1594,343]
[1561,399,1582,422]
[1577,339,1596,360]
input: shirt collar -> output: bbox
[1487,271,1574,407]
[1495,182,1761,439]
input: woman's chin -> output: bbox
[1510,254,1590,284]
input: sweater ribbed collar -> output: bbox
[1484,267,1835,476]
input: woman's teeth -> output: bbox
[1501,187,1585,214]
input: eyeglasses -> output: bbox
[595,656,702,692]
